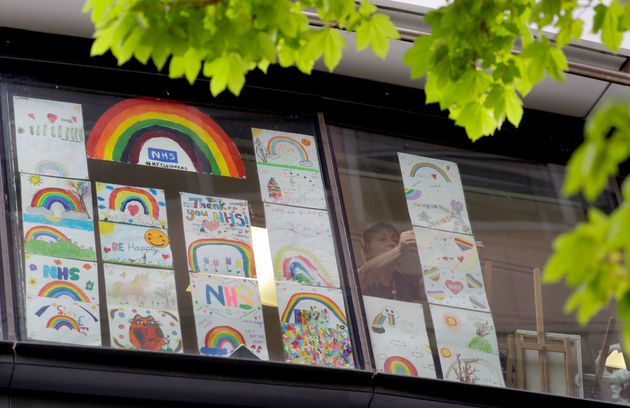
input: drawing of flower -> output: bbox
[443,313,461,330]
[451,199,464,215]
[85,280,94,291]
[28,277,37,286]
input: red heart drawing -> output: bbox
[127,204,140,217]
[71,116,77,123]
[457,256,464,262]
[47,113,57,123]
[104,247,111,253]
[203,219,220,231]
[445,280,464,295]
[54,259,62,265]
[162,254,170,260]
[431,173,437,180]
[27,113,35,120]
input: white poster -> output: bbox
[13,96,89,179]
[104,264,178,311]
[108,305,183,353]
[265,203,341,288]
[363,296,436,378]
[398,153,472,235]
[430,304,504,387]
[98,221,173,268]
[96,182,168,228]
[189,273,268,359]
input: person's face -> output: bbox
[367,230,398,258]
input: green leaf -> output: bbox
[90,24,116,56]
[452,101,497,141]
[600,1,625,51]
[356,13,399,59]
[322,29,346,71]
[203,53,247,96]
[403,36,433,79]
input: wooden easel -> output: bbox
[509,268,576,396]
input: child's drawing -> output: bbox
[104,264,177,310]
[23,221,96,261]
[252,128,321,170]
[98,221,173,268]
[256,159,326,210]
[398,153,472,235]
[25,254,98,304]
[108,305,183,353]
[13,96,89,179]
[96,182,168,228]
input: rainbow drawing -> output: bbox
[282,255,333,287]
[280,292,347,324]
[187,238,255,278]
[37,281,91,302]
[25,225,70,242]
[46,314,81,332]
[87,98,245,178]
[34,160,69,177]
[266,135,312,166]
[383,356,418,376]
[30,187,86,212]
[404,188,422,201]
[409,162,451,182]
[454,237,473,251]
[204,325,246,351]
[109,186,160,220]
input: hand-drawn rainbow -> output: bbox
[25,225,70,242]
[109,186,160,220]
[30,188,86,212]
[281,254,333,287]
[46,314,81,332]
[266,135,312,167]
[87,98,245,178]
[34,160,69,177]
[454,237,473,251]
[205,325,246,351]
[383,356,418,376]
[37,281,91,303]
[280,292,347,324]
[404,188,422,201]
[187,238,256,278]
[409,162,451,182]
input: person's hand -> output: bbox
[398,230,416,252]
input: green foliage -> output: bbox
[84,0,398,96]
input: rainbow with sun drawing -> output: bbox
[30,188,86,212]
[109,186,160,220]
[87,98,245,178]
[280,292,347,324]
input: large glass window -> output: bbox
[0,81,357,369]
[330,125,624,403]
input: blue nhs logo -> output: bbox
[148,147,178,163]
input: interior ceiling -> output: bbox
[0,0,629,119]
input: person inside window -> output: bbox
[358,223,424,302]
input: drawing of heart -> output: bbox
[71,116,77,123]
[457,256,464,262]
[202,219,220,231]
[104,247,111,253]
[47,113,57,123]
[431,173,437,180]
[27,113,35,120]
[127,204,140,216]
[162,254,170,260]
[445,280,464,295]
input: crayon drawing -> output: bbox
[265,204,340,288]
[104,264,178,310]
[363,296,436,378]
[181,193,256,278]
[26,295,101,346]
[108,306,183,353]
[414,227,489,311]
[98,221,173,268]
[189,273,268,359]
[87,98,245,178]
[252,128,321,170]
[25,254,98,304]
[398,153,472,235]
[23,221,96,261]
[96,182,168,228]
[256,158,326,210]
[430,304,504,387]
[276,282,353,368]
[13,96,89,179]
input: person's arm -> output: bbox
[358,230,417,288]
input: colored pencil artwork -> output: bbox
[96,182,168,228]
[265,203,341,288]
[98,222,173,268]
[398,153,472,235]
[275,282,354,368]
[189,273,268,359]
[430,304,504,387]
[363,296,436,378]
[109,305,183,353]
[181,193,256,278]
[13,96,89,179]
[104,264,178,310]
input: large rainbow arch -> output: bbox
[187,238,255,278]
[31,188,86,212]
[280,292,347,324]
[87,98,245,178]
[108,186,160,220]
[25,225,70,242]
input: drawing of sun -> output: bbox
[29,175,42,186]
[443,313,461,329]
[28,277,37,286]
[144,229,169,248]
[440,347,452,358]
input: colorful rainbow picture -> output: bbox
[280,292,347,324]
[109,186,160,220]
[25,225,70,242]
[409,162,451,182]
[37,281,91,302]
[46,314,81,332]
[187,238,255,278]
[34,160,69,177]
[204,325,246,351]
[30,187,86,212]
[281,254,333,287]
[383,356,419,376]
[266,135,312,167]
[454,237,473,251]
[404,188,422,201]
[87,98,245,178]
